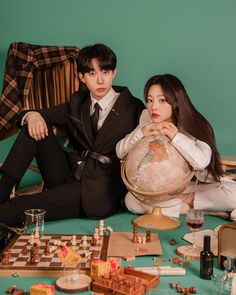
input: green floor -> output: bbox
[0,212,230,294]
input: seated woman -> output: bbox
[116,74,236,219]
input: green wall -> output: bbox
[1,0,236,157]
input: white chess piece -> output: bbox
[30,233,35,245]
[99,220,104,227]
[54,239,59,246]
[107,226,113,233]
[34,225,40,240]
[72,235,77,246]
[82,236,88,248]
[137,236,142,244]
[141,235,146,244]
[99,227,104,236]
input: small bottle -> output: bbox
[200,235,214,279]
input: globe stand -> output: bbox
[133,207,180,230]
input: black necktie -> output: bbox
[91,103,100,138]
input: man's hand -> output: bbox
[141,122,178,140]
[25,112,48,140]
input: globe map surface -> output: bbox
[123,135,194,204]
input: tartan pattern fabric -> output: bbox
[0,42,80,139]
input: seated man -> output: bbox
[0,43,145,227]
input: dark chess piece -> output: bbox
[22,245,28,256]
[44,241,50,255]
[146,230,151,242]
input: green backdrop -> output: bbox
[1,0,236,158]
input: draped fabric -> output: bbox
[0,42,80,140]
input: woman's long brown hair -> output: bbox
[144,74,223,181]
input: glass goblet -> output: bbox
[186,209,204,254]
[223,255,236,292]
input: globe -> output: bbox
[121,134,194,229]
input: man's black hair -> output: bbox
[77,43,117,75]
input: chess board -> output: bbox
[0,234,109,277]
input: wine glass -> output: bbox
[222,255,236,292]
[186,209,204,254]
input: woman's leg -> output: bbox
[193,179,236,211]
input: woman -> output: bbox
[116,74,236,218]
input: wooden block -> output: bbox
[123,255,136,261]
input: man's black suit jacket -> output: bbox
[37,86,145,218]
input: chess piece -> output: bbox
[29,245,39,265]
[72,235,77,246]
[66,240,71,247]
[99,220,105,236]
[141,235,146,244]
[49,245,57,253]
[146,230,151,242]
[34,225,40,239]
[137,236,142,244]
[132,225,139,243]
[107,226,113,234]
[170,238,176,245]
[22,245,28,256]
[54,239,59,246]
[44,242,50,256]
[94,227,100,240]
[29,254,36,265]
[30,233,34,245]
[82,236,88,248]
[91,235,97,246]
[94,233,99,244]
[6,285,17,293]
[33,244,40,262]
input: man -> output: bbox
[0,43,145,226]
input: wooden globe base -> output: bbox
[133,207,180,230]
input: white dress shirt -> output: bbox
[90,88,119,130]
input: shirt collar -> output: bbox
[90,88,118,111]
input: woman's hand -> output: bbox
[26,112,48,140]
[141,122,161,137]
[141,122,178,140]
[157,122,178,140]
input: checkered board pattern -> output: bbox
[0,234,109,276]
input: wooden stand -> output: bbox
[176,245,201,260]
[133,207,180,230]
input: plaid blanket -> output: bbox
[0,42,80,139]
